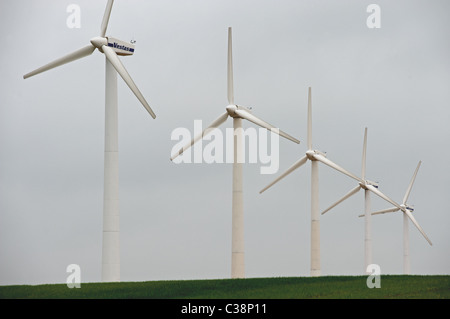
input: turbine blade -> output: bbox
[404,209,432,246]
[170,112,229,161]
[321,185,361,215]
[373,207,400,215]
[102,45,156,118]
[100,0,114,37]
[23,45,95,79]
[362,127,368,180]
[307,87,312,150]
[313,154,363,183]
[358,206,399,217]
[234,109,300,144]
[366,184,403,210]
[227,27,234,105]
[260,155,308,193]
[403,161,421,205]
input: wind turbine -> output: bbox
[260,87,365,277]
[23,0,156,282]
[321,127,398,273]
[170,27,300,279]
[359,161,432,274]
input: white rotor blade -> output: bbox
[227,27,234,105]
[358,206,399,217]
[23,45,95,79]
[403,161,421,205]
[234,109,300,144]
[362,127,368,180]
[170,112,229,161]
[307,87,312,150]
[366,184,402,210]
[102,45,156,118]
[260,155,308,194]
[322,185,361,215]
[100,0,114,37]
[313,154,363,183]
[404,209,432,246]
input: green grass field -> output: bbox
[0,275,449,299]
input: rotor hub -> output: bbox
[306,150,316,160]
[90,36,108,49]
[226,104,238,117]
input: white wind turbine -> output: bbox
[23,0,156,282]
[321,127,402,273]
[359,161,432,274]
[170,27,300,279]
[260,87,365,277]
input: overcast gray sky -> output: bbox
[1,0,449,285]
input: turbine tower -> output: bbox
[170,27,300,279]
[321,127,402,274]
[260,87,365,277]
[362,161,432,274]
[23,0,156,282]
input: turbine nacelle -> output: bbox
[306,149,327,161]
[367,180,378,188]
[105,37,135,56]
[360,179,379,190]
[226,104,252,118]
[90,36,135,56]
[401,204,415,212]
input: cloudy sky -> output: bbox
[1,0,449,285]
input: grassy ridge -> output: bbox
[0,275,449,299]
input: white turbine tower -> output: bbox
[260,87,365,277]
[321,127,402,273]
[360,161,432,274]
[23,0,156,282]
[170,27,300,279]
